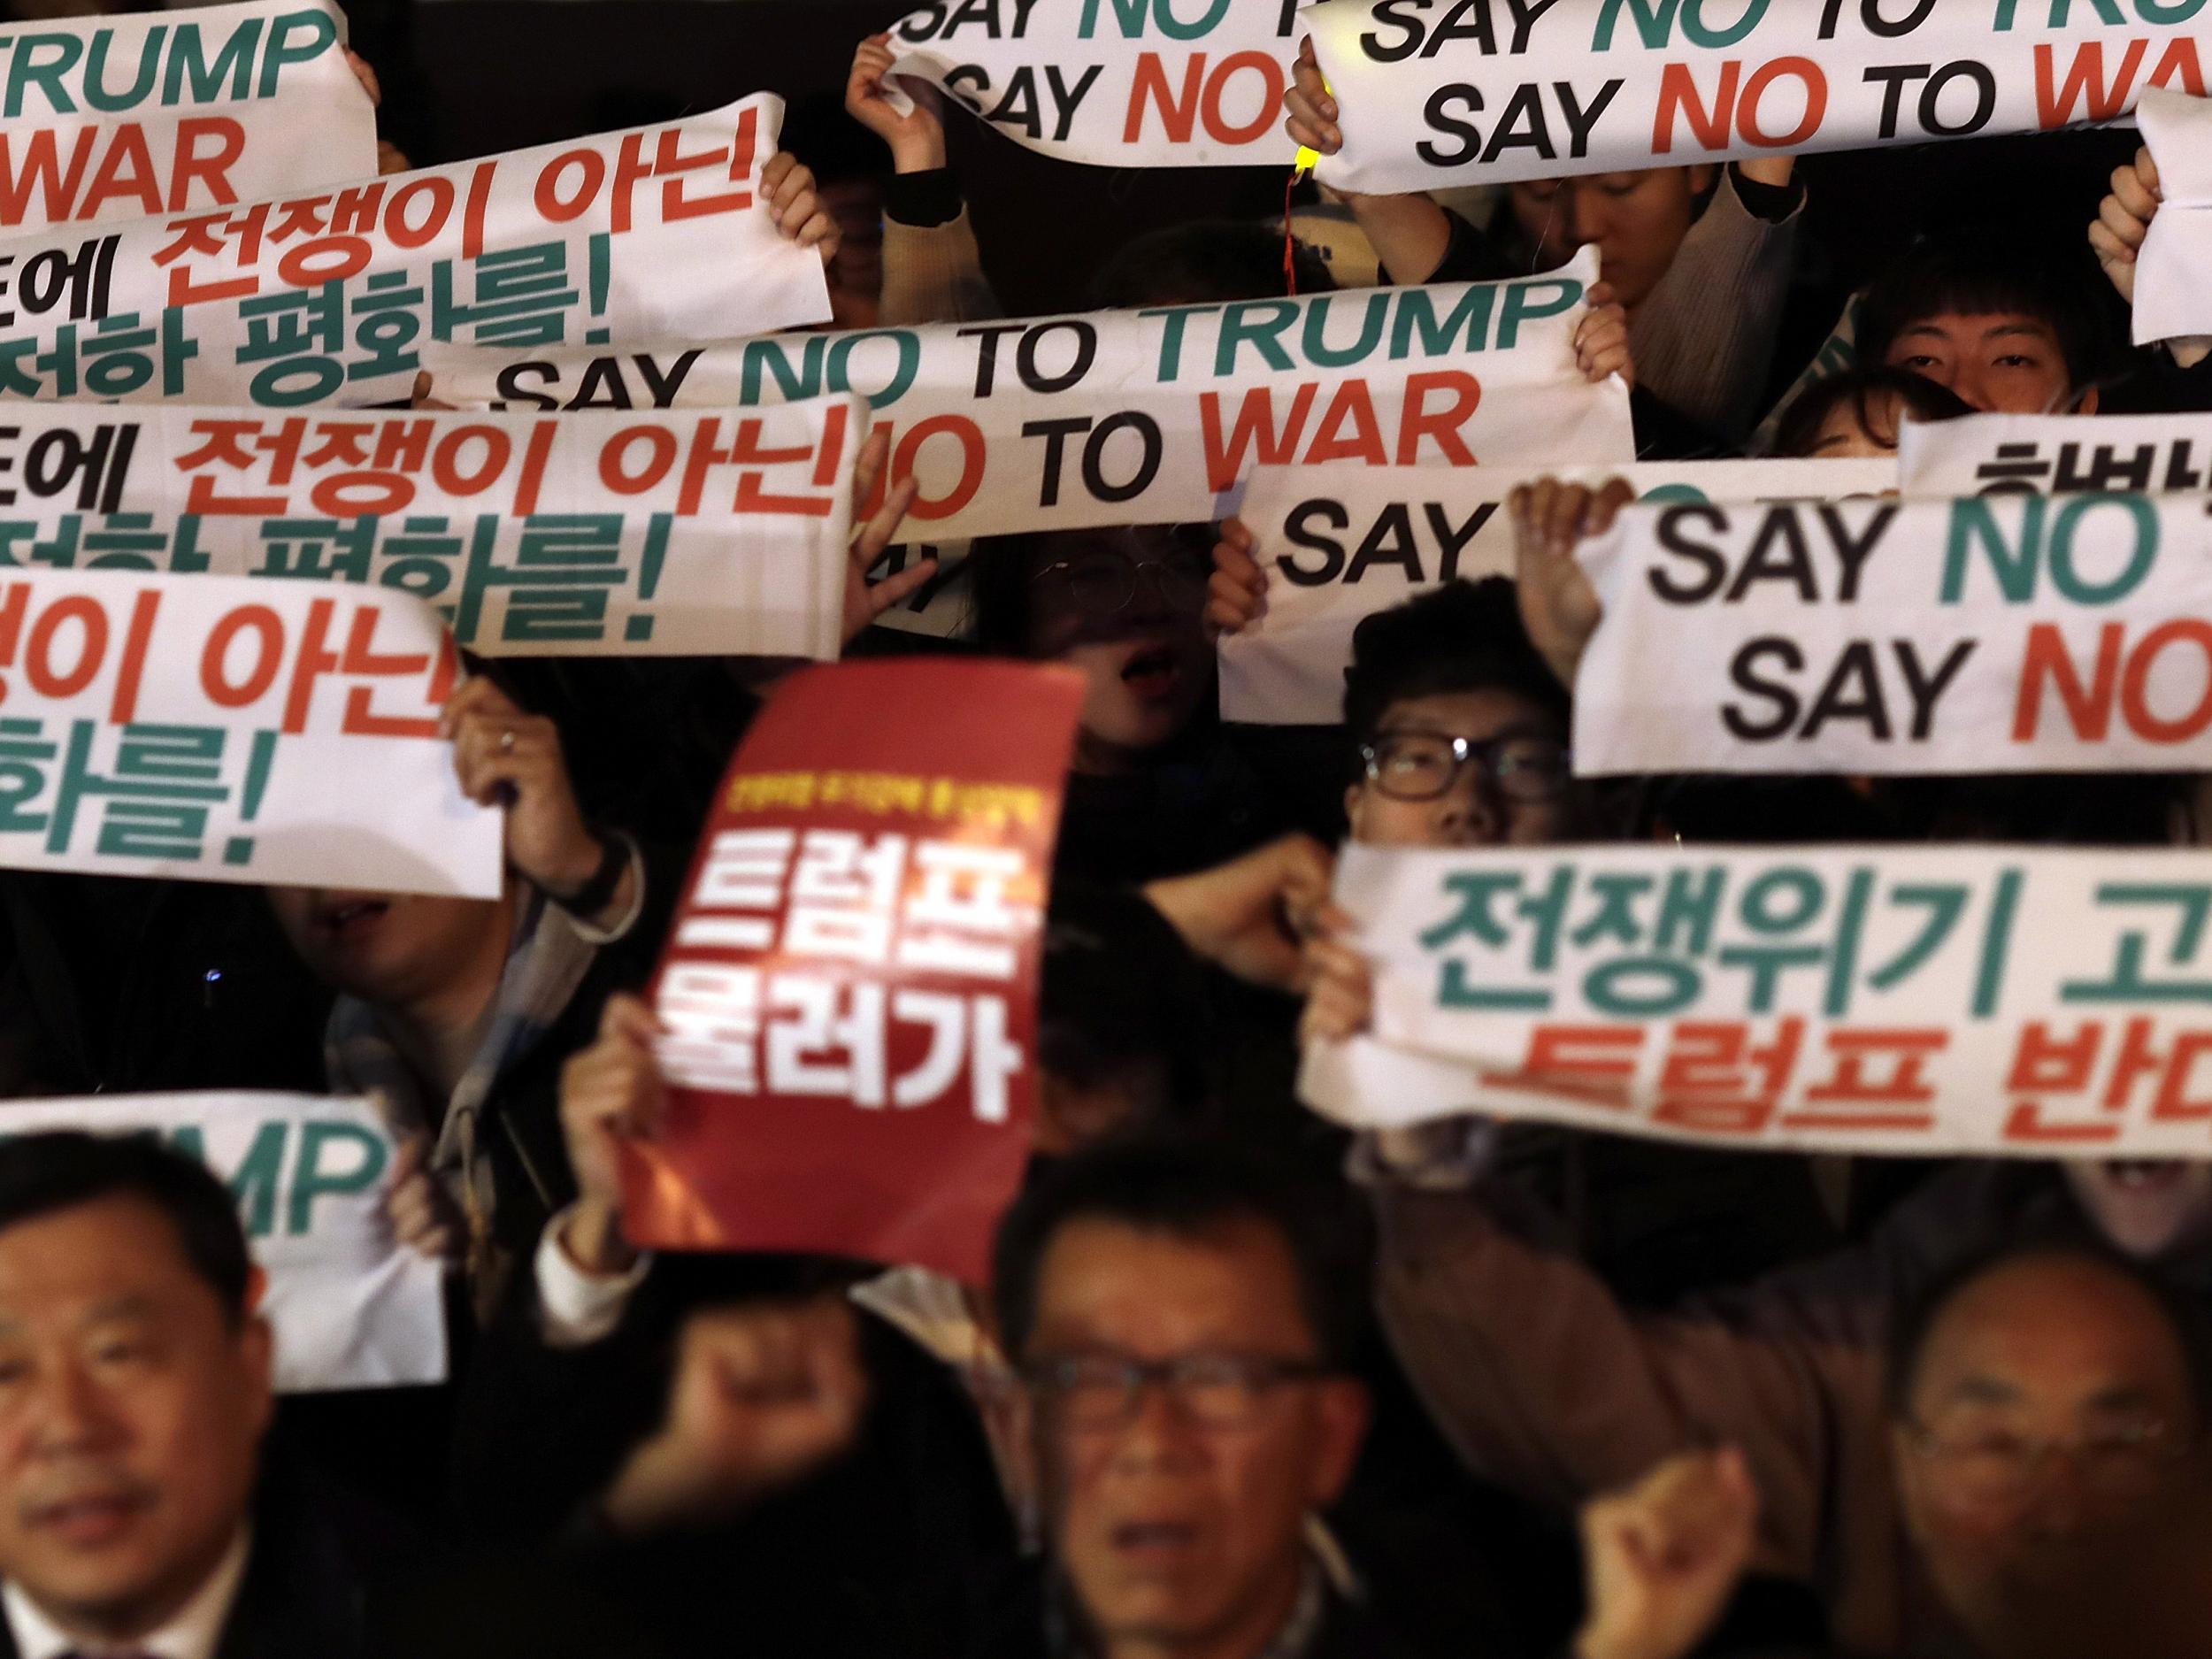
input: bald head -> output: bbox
[1892,1248,2207,1656]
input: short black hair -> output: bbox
[1342,576,1569,750]
[1855,230,2116,396]
[1087,220,1334,308]
[1885,1236,2212,1425]
[1770,365,1975,459]
[0,1132,253,1322]
[992,1137,1362,1370]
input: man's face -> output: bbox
[266,887,510,1008]
[1025,1218,1368,1657]
[0,1197,271,1641]
[1347,689,1580,849]
[1880,313,2090,415]
[2062,1162,2212,1260]
[1893,1256,2199,1653]
[1506,166,1711,311]
[1022,528,1213,770]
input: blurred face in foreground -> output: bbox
[1893,1254,2199,1656]
[0,1197,271,1644]
[1347,688,1582,849]
[1025,1217,1367,1659]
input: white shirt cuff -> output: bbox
[562,836,647,947]
[534,1205,651,1348]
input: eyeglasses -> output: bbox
[1022,1352,1331,1430]
[1359,729,1573,804]
[1902,1412,2191,1504]
[1030,550,1208,617]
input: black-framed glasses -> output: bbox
[1901,1410,2191,1504]
[1359,729,1573,804]
[1022,1352,1331,1430]
[1029,549,1207,617]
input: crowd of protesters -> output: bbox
[0,3,2209,1658]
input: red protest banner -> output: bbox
[624,657,1085,1282]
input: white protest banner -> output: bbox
[1219,457,1896,724]
[0,1093,443,1392]
[425,248,1634,537]
[2124,88,2212,346]
[0,397,863,658]
[1303,842,2212,1157]
[1571,493,2212,776]
[1301,0,2208,194]
[1899,410,2212,496]
[884,0,1298,167]
[0,0,376,233]
[0,565,500,895]
[0,92,831,408]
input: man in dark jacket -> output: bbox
[0,1132,415,1659]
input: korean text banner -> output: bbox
[626,658,1085,1284]
[1304,843,2212,1159]
[1300,0,2208,193]
[1571,494,2212,776]
[884,0,1297,167]
[1219,456,1896,725]
[0,398,863,658]
[0,1093,444,1391]
[424,248,1634,537]
[1899,410,2212,497]
[2132,88,2212,346]
[0,91,833,408]
[0,565,501,895]
[0,0,377,232]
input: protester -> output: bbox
[8,10,2212,1657]
[0,1133,415,1659]
[1281,39,1803,444]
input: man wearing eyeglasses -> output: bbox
[989,1139,1442,1659]
[1888,1242,2209,1659]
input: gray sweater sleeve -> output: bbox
[1631,168,1805,442]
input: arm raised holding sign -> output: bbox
[2093,147,2212,377]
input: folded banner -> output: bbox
[2120,88,2212,346]
[1302,0,2207,193]
[0,0,377,231]
[1304,842,2212,1157]
[0,398,862,657]
[626,658,1085,1283]
[1572,493,2212,776]
[0,1093,445,1392]
[426,248,1633,535]
[884,0,1297,167]
[1219,456,1895,725]
[0,565,500,895]
[1899,410,2212,496]
[0,91,831,407]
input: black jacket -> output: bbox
[0,1463,421,1659]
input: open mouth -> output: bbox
[1120,646,1182,702]
[317,896,391,942]
[2103,1161,2188,1192]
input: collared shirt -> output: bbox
[3,1526,250,1659]
[1048,1555,1327,1659]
